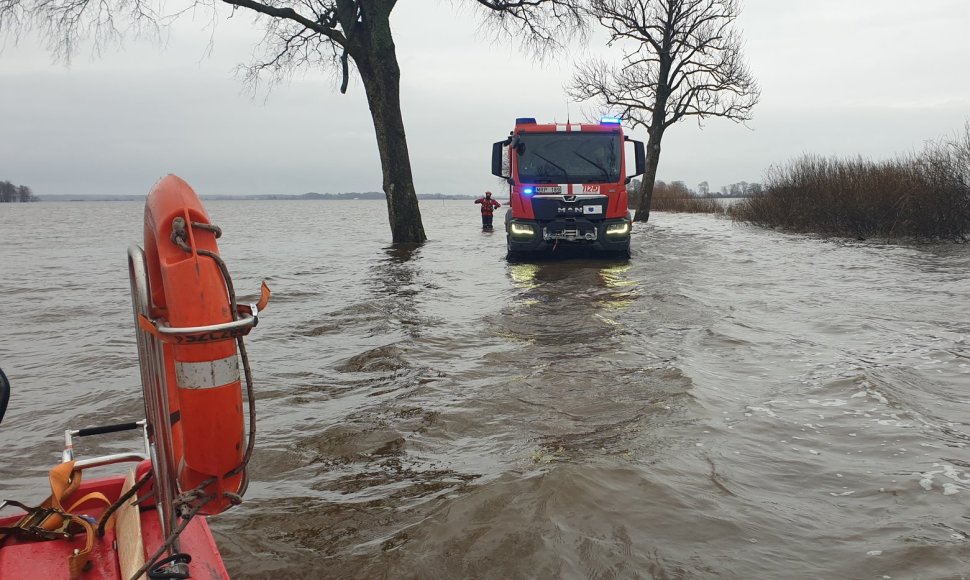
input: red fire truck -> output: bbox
[491,117,645,258]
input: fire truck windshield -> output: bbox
[515,132,621,184]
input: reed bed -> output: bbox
[728,125,970,241]
[648,182,726,214]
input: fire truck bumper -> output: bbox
[506,216,631,255]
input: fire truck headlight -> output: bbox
[510,223,535,238]
[605,222,631,236]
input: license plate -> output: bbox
[535,186,562,194]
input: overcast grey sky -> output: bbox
[1,0,968,198]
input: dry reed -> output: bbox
[728,124,970,240]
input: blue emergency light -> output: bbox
[523,187,535,196]
[600,116,622,124]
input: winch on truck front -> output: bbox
[491,116,645,259]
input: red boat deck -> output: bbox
[0,472,229,580]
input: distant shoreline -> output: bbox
[33,193,482,202]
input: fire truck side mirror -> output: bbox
[0,367,9,426]
[632,140,646,177]
[491,141,508,178]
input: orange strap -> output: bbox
[62,487,117,577]
[257,281,271,311]
[67,491,115,533]
[66,514,97,580]
[137,313,160,338]
[38,460,81,532]
[0,462,114,579]
[237,281,272,316]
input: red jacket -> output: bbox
[475,197,501,216]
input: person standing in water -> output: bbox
[475,191,501,230]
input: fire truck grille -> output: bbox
[531,194,608,221]
[542,224,598,242]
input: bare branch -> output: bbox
[570,0,759,222]
[570,0,759,133]
[221,0,339,40]
[0,0,165,64]
[472,0,587,58]
[1,0,595,243]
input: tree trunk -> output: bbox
[632,39,674,224]
[633,131,663,222]
[351,5,427,244]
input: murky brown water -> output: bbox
[2,200,969,579]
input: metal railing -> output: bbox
[127,244,181,554]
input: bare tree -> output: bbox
[0,181,13,203]
[1,0,585,242]
[569,0,759,222]
[0,180,36,202]
[15,184,35,201]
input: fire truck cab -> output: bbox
[492,116,645,258]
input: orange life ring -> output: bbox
[143,174,245,516]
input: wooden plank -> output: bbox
[116,468,146,579]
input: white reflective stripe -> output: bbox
[570,124,581,131]
[556,124,567,132]
[175,356,240,389]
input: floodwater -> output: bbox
[2,199,969,579]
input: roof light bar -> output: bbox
[600,116,622,124]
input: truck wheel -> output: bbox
[619,238,631,259]
[504,212,516,260]
[507,236,527,262]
